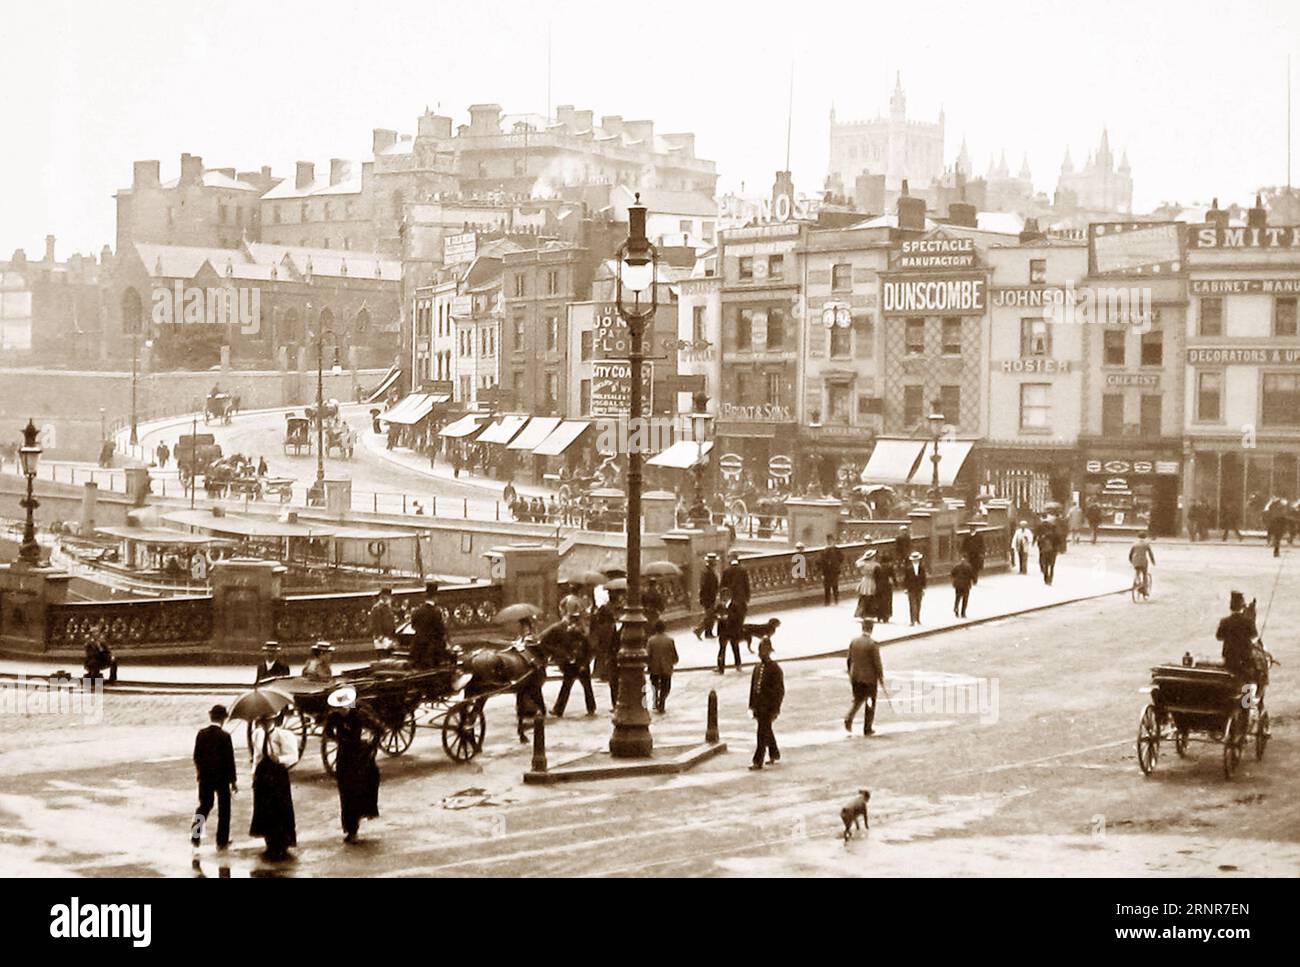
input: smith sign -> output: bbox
[882,276,986,315]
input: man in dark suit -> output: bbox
[721,554,751,616]
[548,606,597,717]
[893,526,912,581]
[694,553,720,638]
[962,529,986,584]
[192,704,237,849]
[821,536,844,606]
[369,587,397,650]
[951,557,974,618]
[255,642,290,684]
[747,637,784,770]
[1037,528,1058,586]
[1216,591,1258,679]
[410,582,449,667]
[902,551,927,625]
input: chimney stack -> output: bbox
[601,115,624,137]
[1018,217,1046,243]
[44,235,56,262]
[1247,192,1268,228]
[556,105,575,129]
[179,153,204,186]
[1207,197,1230,229]
[896,180,926,231]
[296,161,316,190]
[329,158,349,186]
[372,128,397,155]
[133,160,161,189]
[624,120,655,145]
[573,109,594,132]
[468,103,503,135]
[947,201,978,228]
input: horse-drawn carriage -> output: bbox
[256,638,534,774]
[284,416,312,456]
[1137,654,1273,780]
[324,420,355,459]
[304,399,340,426]
[176,433,222,486]
[204,392,238,425]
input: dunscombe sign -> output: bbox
[881,273,987,316]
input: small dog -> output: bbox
[840,789,871,841]
[741,618,781,653]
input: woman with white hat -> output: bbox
[323,687,381,844]
[853,549,878,620]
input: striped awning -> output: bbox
[933,440,974,486]
[532,421,592,456]
[381,393,444,425]
[476,414,529,445]
[506,417,562,451]
[860,440,927,485]
[438,413,488,438]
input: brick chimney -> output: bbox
[601,115,624,137]
[329,158,349,186]
[296,161,316,190]
[179,153,204,186]
[624,120,655,145]
[1206,197,1229,229]
[556,105,575,129]
[1247,192,1268,228]
[468,103,502,135]
[572,109,594,132]
[215,167,236,181]
[417,114,452,139]
[896,179,926,231]
[372,128,397,155]
[947,201,978,227]
[133,160,161,189]
[1018,217,1046,243]
[663,133,696,158]
[44,235,56,262]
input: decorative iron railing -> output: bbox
[273,582,503,645]
[46,597,214,652]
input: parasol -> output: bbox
[603,577,629,591]
[227,685,294,722]
[495,602,544,625]
[643,560,683,578]
[561,569,608,586]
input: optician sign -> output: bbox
[881,274,986,315]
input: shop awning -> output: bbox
[381,393,446,426]
[860,440,927,485]
[476,414,529,445]
[647,440,714,469]
[507,417,562,451]
[933,440,974,487]
[532,421,592,457]
[438,413,488,438]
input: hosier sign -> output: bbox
[881,275,987,315]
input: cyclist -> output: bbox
[1128,531,1155,594]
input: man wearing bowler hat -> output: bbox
[192,704,237,850]
[748,637,784,769]
[410,581,449,668]
[694,552,720,638]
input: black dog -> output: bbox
[841,789,870,841]
[740,618,781,654]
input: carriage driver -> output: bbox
[410,581,450,668]
[1216,591,1263,697]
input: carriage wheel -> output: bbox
[441,702,485,762]
[379,709,417,756]
[1255,710,1270,761]
[1174,728,1189,758]
[320,733,339,775]
[1222,710,1247,779]
[1136,704,1160,775]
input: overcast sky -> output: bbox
[3,0,1297,258]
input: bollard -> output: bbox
[463,497,468,519]
[373,493,378,513]
[531,713,547,773]
[706,689,719,744]
[431,496,437,516]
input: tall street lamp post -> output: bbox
[130,332,140,447]
[18,420,43,566]
[687,391,713,528]
[927,400,946,506]
[313,314,340,504]
[610,194,657,759]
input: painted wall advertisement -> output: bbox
[591,360,653,416]
[880,274,987,315]
[1088,222,1183,276]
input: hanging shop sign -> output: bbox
[768,454,794,480]
[718,452,744,478]
[880,274,987,315]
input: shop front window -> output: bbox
[1262,373,1300,427]
[1196,371,1222,422]
[828,383,852,424]
[905,317,925,355]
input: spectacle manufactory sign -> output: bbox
[894,237,976,270]
[881,274,987,315]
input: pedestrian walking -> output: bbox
[249,711,299,861]
[1067,501,1084,545]
[255,641,290,683]
[1220,502,1243,541]
[257,455,268,477]
[156,441,170,468]
[822,536,844,606]
[962,529,986,583]
[716,588,743,673]
[192,704,237,850]
[902,550,927,625]
[642,577,666,629]
[1038,529,1058,586]
[547,604,597,717]
[747,637,784,770]
[951,557,974,618]
[844,620,885,736]
[721,554,751,618]
[853,549,878,620]
[1265,501,1288,558]
[323,693,381,844]
[513,619,548,741]
[873,555,894,623]
[589,597,617,686]
[646,620,679,713]
[1085,501,1102,543]
[893,526,913,582]
[1013,520,1034,575]
[693,552,720,638]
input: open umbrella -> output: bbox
[561,569,608,586]
[495,602,543,626]
[601,566,628,579]
[643,560,683,578]
[227,684,294,722]
[603,577,629,591]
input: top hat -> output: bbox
[1229,590,1246,609]
[425,580,440,596]
[209,704,229,720]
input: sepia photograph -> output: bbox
[0,0,1295,942]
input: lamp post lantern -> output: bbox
[687,391,713,528]
[17,420,43,566]
[927,401,946,506]
[610,193,657,759]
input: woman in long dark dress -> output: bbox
[873,558,894,623]
[324,705,381,843]
[249,712,299,860]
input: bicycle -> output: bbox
[1131,567,1152,602]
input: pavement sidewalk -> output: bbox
[356,421,555,501]
[0,559,1128,686]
